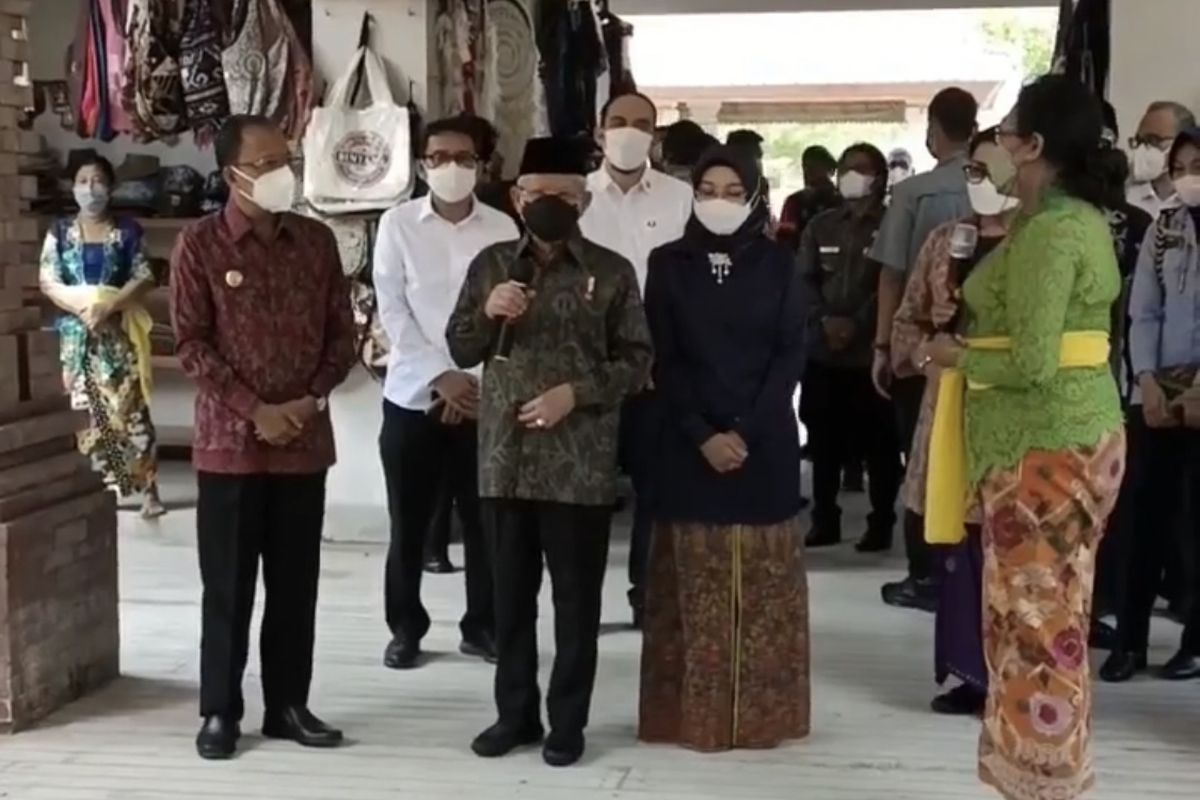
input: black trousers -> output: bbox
[425,471,454,563]
[380,401,492,644]
[801,362,901,534]
[485,499,611,735]
[197,470,327,720]
[1115,416,1200,653]
[893,375,933,580]
[620,392,659,609]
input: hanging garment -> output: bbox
[122,0,188,140]
[1052,0,1109,97]
[98,0,133,135]
[77,6,100,139]
[179,0,230,144]
[600,9,635,95]
[435,1,486,117]
[89,0,115,142]
[274,3,315,141]
[483,0,537,179]
[537,0,606,137]
[222,0,288,120]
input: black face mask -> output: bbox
[523,196,580,243]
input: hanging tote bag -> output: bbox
[303,45,412,214]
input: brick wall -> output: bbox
[0,0,120,733]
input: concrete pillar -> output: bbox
[1109,0,1200,140]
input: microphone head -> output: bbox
[949,223,979,260]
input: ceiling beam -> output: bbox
[612,0,1054,14]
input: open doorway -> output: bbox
[629,7,1056,212]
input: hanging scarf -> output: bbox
[179,0,230,144]
[122,0,187,140]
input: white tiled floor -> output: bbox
[0,482,1198,800]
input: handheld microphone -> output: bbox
[943,223,979,332]
[494,259,536,362]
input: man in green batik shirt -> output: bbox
[446,137,652,768]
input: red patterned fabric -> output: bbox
[170,203,356,475]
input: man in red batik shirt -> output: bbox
[170,115,356,761]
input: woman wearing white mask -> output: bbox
[798,143,902,553]
[639,145,809,753]
[39,155,164,518]
[892,127,1019,719]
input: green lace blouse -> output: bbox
[960,191,1123,485]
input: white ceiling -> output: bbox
[612,0,1056,13]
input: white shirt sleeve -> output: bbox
[373,214,456,398]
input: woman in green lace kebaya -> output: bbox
[924,77,1125,800]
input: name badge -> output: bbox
[819,246,841,255]
[225,270,244,288]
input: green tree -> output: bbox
[980,12,1055,79]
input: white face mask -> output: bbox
[838,171,874,200]
[425,164,478,204]
[693,197,752,236]
[967,179,1020,217]
[74,185,110,217]
[1173,175,1200,207]
[1130,144,1169,184]
[604,128,653,172]
[233,165,296,214]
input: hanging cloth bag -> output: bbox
[302,45,412,214]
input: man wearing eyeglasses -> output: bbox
[1126,101,1197,221]
[373,116,519,672]
[171,115,356,760]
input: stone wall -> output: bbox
[0,0,120,733]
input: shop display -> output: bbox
[56,0,314,146]
[303,44,412,215]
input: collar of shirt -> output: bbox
[588,165,656,196]
[417,194,485,227]
[224,201,295,243]
[1127,182,1180,216]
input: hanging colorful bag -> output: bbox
[302,45,412,215]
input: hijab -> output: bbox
[684,145,771,252]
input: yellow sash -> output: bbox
[64,286,155,402]
[924,331,1110,545]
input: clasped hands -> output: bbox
[252,397,322,446]
[1142,374,1200,429]
[701,431,749,474]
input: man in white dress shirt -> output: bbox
[374,116,519,670]
[1126,101,1196,221]
[579,92,693,626]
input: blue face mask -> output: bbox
[74,184,110,217]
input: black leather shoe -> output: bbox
[424,555,457,574]
[1098,650,1147,683]
[460,636,498,664]
[384,636,421,670]
[881,576,938,613]
[855,529,893,554]
[543,730,585,767]
[805,526,842,548]
[196,716,240,760]
[1161,651,1200,681]
[930,684,986,716]
[262,707,344,748]
[471,721,544,758]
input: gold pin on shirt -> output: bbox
[225,270,244,288]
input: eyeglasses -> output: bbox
[234,155,300,174]
[993,128,1021,144]
[423,152,480,169]
[963,163,991,185]
[1129,134,1173,150]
